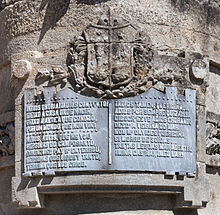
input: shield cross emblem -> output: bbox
[84,11,137,89]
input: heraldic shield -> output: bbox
[67,9,154,98]
[87,43,133,89]
[84,11,137,89]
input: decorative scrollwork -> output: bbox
[206,122,220,155]
[0,122,15,157]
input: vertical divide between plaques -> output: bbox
[108,101,113,165]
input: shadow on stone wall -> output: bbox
[76,0,110,5]
[173,209,198,215]
[206,166,220,175]
[17,194,199,215]
[38,0,70,44]
[0,64,14,114]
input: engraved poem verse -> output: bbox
[24,87,196,176]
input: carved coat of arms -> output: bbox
[67,10,154,98]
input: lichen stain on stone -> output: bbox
[170,0,191,12]
[204,1,220,25]
[170,0,220,26]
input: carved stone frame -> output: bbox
[11,51,210,210]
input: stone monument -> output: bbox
[0,1,219,215]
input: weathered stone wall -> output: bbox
[0,0,219,214]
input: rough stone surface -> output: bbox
[206,65,220,115]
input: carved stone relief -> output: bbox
[31,10,209,101]
[66,10,155,98]
[206,121,220,155]
[35,66,68,88]
[0,0,17,11]
[11,8,211,211]
[190,59,208,83]
[0,122,15,157]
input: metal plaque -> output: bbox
[24,87,196,176]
